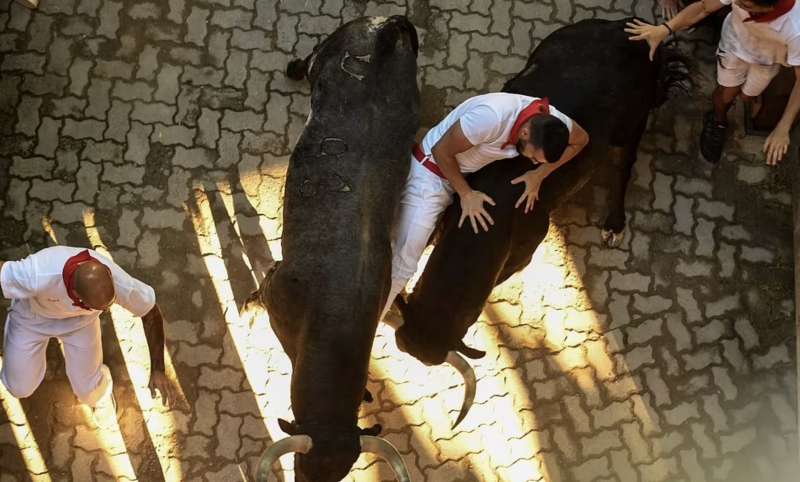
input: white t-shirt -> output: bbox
[1,246,156,321]
[719,0,800,66]
[421,92,574,174]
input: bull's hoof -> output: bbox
[601,228,624,248]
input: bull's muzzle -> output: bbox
[256,434,410,482]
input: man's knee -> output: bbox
[70,364,112,406]
[0,369,40,399]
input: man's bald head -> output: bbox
[74,260,116,310]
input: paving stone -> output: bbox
[615,346,654,373]
[674,175,712,197]
[717,342,745,384]
[694,217,715,257]
[152,124,195,147]
[705,294,740,318]
[173,146,216,169]
[682,346,722,371]
[94,59,134,80]
[224,50,249,88]
[752,345,791,371]
[717,241,736,278]
[663,401,701,426]
[740,245,775,263]
[130,101,176,124]
[136,45,160,81]
[632,293,672,315]
[1,52,46,74]
[720,427,757,454]
[22,72,69,97]
[571,454,611,482]
[35,117,61,157]
[618,421,650,465]
[711,366,738,401]
[609,271,650,292]
[97,1,122,38]
[50,96,86,118]
[733,317,759,350]
[626,318,663,345]
[720,224,751,241]
[675,259,712,277]
[124,121,153,165]
[85,78,112,119]
[183,65,225,87]
[15,96,42,136]
[581,428,623,458]
[694,319,728,345]
[211,7,253,29]
[159,44,198,65]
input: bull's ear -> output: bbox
[376,27,401,58]
[359,424,382,436]
[278,418,300,435]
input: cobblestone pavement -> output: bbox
[0,0,797,481]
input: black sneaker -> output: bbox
[700,111,728,164]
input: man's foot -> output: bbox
[14,0,39,9]
[91,391,118,430]
[700,111,728,164]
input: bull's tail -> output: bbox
[244,261,281,311]
[654,40,693,107]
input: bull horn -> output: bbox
[256,435,313,482]
[445,350,476,429]
[360,436,411,482]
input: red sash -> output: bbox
[503,97,551,148]
[62,250,94,310]
[744,0,795,23]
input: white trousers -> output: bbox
[381,155,454,319]
[1,302,112,406]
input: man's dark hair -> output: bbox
[750,0,780,6]
[529,114,570,163]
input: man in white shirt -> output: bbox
[381,92,589,319]
[626,0,800,165]
[0,246,174,418]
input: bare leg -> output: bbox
[712,84,741,124]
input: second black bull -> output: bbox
[389,18,690,426]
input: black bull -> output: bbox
[253,16,419,482]
[392,18,689,424]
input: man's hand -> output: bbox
[148,369,175,408]
[458,190,495,233]
[625,19,670,61]
[658,0,681,19]
[511,169,546,213]
[764,127,791,166]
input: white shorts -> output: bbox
[0,300,111,405]
[716,48,781,97]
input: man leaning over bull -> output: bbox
[0,246,175,426]
[381,93,590,320]
[627,0,800,165]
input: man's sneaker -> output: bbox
[91,391,118,430]
[14,0,39,9]
[699,111,728,164]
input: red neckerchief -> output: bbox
[744,0,795,23]
[503,97,551,148]
[62,250,94,310]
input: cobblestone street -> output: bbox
[0,0,797,481]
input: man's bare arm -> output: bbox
[141,304,166,372]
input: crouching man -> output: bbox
[0,246,174,422]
